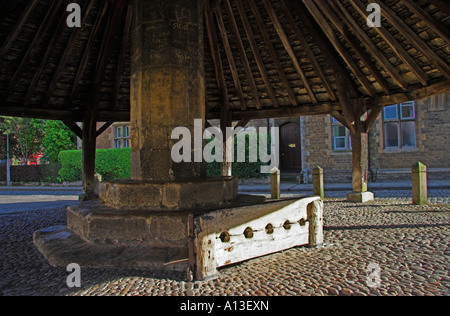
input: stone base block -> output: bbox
[33,226,189,273]
[347,191,375,203]
[67,201,191,247]
[100,177,238,211]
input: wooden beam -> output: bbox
[334,72,358,135]
[365,79,450,108]
[348,0,429,86]
[42,0,96,107]
[113,1,132,111]
[316,0,391,94]
[293,1,359,99]
[62,120,83,140]
[330,111,354,132]
[403,0,450,44]
[364,106,384,133]
[247,0,298,107]
[4,0,64,99]
[262,0,318,103]
[332,0,407,90]
[279,0,337,101]
[215,8,246,110]
[235,0,279,108]
[235,119,250,129]
[96,121,115,138]
[223,0,262,109]
[0,102,130,122]
[211,0,223,11]
[0,1,39,57]
[67,0,110,109]
[302,0,376,97]
[212,103,343,121]
[427,0,450,17]
[24,11,68,105]
[376,0,450,79]
[87,0,126,112]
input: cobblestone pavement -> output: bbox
[0,197,449,296]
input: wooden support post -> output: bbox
[221,113,232,177]
[79,115,97,202]
[412,162,427,205]
[347,120,374,203]
[313,166,324,200]
[271,167,281,200]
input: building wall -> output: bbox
[77,92,449,183]
[303,92,450,182]
[301,115,353,183]
[368,93,450,181]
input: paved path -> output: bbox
[0,187,81,214]
[0,196,448,296]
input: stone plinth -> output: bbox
[100,177,238,211]
[33,226,190,273]
[67,202,191,247]
[347,191,375,203]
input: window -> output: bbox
[114,125,131,149]
[332,118,352,151]
[383,102,416,149]
[427,93,448,112]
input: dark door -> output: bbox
[279,123,302,172]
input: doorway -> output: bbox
[279,122,302,172]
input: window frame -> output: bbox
[331,117,352,152]
[114,124,131,149]
[383,102,417,150]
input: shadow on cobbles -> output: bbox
[325,223,450,231]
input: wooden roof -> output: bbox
[1,0,449,123]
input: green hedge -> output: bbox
[59,132,271,182]
[206,132,271,179]
[58,148,131,182]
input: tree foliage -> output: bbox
[41,120,77,163]
[0,117,77,163]
[0,116,45,163]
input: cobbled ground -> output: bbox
[0,194,449,296]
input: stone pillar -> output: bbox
[347,129,374,203]
[271,167,281,200]
[412,161,427,205]
[130,0,206,182]
[313,166,324,200]
[100,0,238,211]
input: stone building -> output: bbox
[92,92,449,183]
[272,92,450,183]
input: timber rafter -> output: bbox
[0,0,448,125]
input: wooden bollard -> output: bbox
[271,167,280,200]
[313,166,324,200]
[412,161,427,205]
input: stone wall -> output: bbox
[302,92,450,183]
[369,93,450,177]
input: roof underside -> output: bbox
[1,0,449,122]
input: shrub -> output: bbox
[206,132,271,179]
[58,148,131,182]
